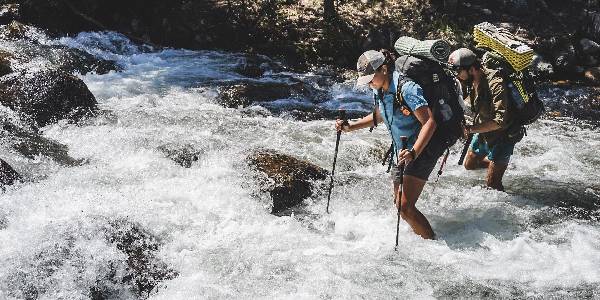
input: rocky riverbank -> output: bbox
[2,0,600,83]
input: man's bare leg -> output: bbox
[486,161,508,191]
[464,150,490,170]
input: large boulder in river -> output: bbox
[0,158,21,189]
[0,70,97,127]
[248,149,327,214]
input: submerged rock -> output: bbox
[0,49,12,77]
[0,70,97,127]
[104,218,178,298]
[1,111,83,166]
[247,149,327,213]
[0,158,21,188]
[218,81,312,108]
[157,143,203,168]
[2,216,178,299]
[10,128,83,166]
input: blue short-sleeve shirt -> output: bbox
[373,71,428,154]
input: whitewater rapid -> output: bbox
[1,32,600,299]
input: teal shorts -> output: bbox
[470,133,515,164]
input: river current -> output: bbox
[1,32,600,299]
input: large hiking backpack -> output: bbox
[394,54,465,149]
[483,51,544,127]
[474,22,545,143]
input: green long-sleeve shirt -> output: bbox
[464,68,514,146]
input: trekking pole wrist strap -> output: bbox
[409,148,417,160]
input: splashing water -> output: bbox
[1,31,600,299]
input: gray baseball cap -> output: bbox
[356,50,385,86]
[448,48,476,68]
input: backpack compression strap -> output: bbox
[369,91,381,132]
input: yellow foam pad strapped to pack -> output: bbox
[474,22,534,72]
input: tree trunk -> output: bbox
[324,0,336,21]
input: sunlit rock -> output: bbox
[247,149,327,214]
[584,67,600,86]
[0,69,97,127]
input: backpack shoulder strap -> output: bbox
[395,75,414,114]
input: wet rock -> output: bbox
[3,216,177,299]
[268,105,366,121]
[1,109,83,165]
[584,67,600,86]
[553,43,577,73]
[0,158,21,188]
[247,149,327,213]
[0,4,20,25]
[105,218,178,297]
[0,20,26,40]
[11,129,83,166]
[218,81,311,108]
[579,38,600,55]
[540,85,600,121]
[157,144,203,168]
[53,46,121,75]
[0,49,12,77]
[0,69,97,127]
[532,56,554,79]
[234,63,264,78]
[0,23,120,75]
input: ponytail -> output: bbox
[378,48,397,72]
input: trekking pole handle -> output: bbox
[338,109,349,131]
[400,136,408,164]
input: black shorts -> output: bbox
[392,136,448,182]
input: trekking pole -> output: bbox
[326,109,348,214]
[395,136,408,251]
[431,148,450,194]
[458,133,474,165]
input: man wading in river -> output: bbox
[449,48,522,191]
